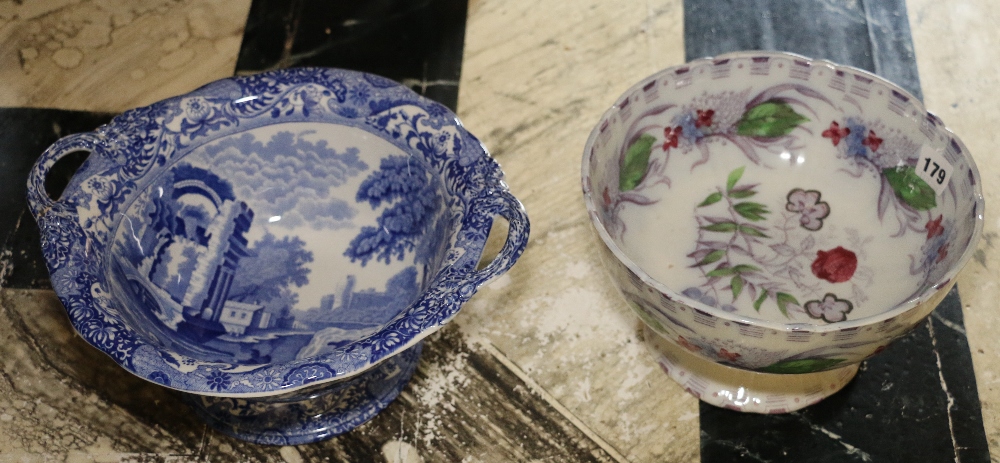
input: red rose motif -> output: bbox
[811,246,858,283]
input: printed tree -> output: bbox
[227,233,314,308]
[344,155,439,266]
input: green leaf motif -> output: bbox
[775,292,799,318]
[706,264,757,278]
[702,222,739,233]
[738,224,769,238]
[726,166,745,192]
[619,134,657,192]
[699,191,723,207]
[731,276,744,301]
[706,266,737,278]
[883,166,937,211]
[734,202,769,221]
[736,100,809,138]
[732,264,761,274]
[753,290,769,312]
[628,301,666,334]
[758,358,846,374]
[728,188,757,199]
[696,250,726,267]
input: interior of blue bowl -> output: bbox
[105,120,456,365]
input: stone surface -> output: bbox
[0,0,251,112]
[0,0,997,460]
[909,0,1000,457]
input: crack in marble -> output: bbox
[790,412,874,461]
[933,310,968,336]
[276,0,305,69]
[928,317,962,463]
[399,78,460,94]
[477,340,631,463]
[700,430,772,463]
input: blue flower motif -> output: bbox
[348,84,371,105]
[844,118,868,158]
[182,97,211,122]
[252,368,282,389]
[147,371,171,386]
[675,113,706,142]
[206,371,232,391]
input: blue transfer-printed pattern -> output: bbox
[184,343,422,445]
[27,68,529,397]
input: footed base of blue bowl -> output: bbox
[182,342,423,445]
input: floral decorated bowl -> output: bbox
[27,68,529,443]
[582,51,983,413]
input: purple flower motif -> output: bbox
[785,189,830,231]
[682,287,717,307]
[206,371,232,391]
[804,293,853,323]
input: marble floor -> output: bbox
[0,0,997,461]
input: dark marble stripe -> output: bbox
[684,1,990,462]
[0,108,115,290]
[236,0,467,110]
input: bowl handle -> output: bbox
[461,189,530,291]
[27,132,104,219]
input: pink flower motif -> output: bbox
[805,293,854,323]
[663,126,683,150]
[785,189,830,231]
[811,246,858,283]
[925,215,944,239]
[822,121,850,146]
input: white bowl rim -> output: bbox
[581,50,986,333]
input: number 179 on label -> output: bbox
[917,144,952,197]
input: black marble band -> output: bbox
[685,1,990,461]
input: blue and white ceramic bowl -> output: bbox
[27,68,529,444]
